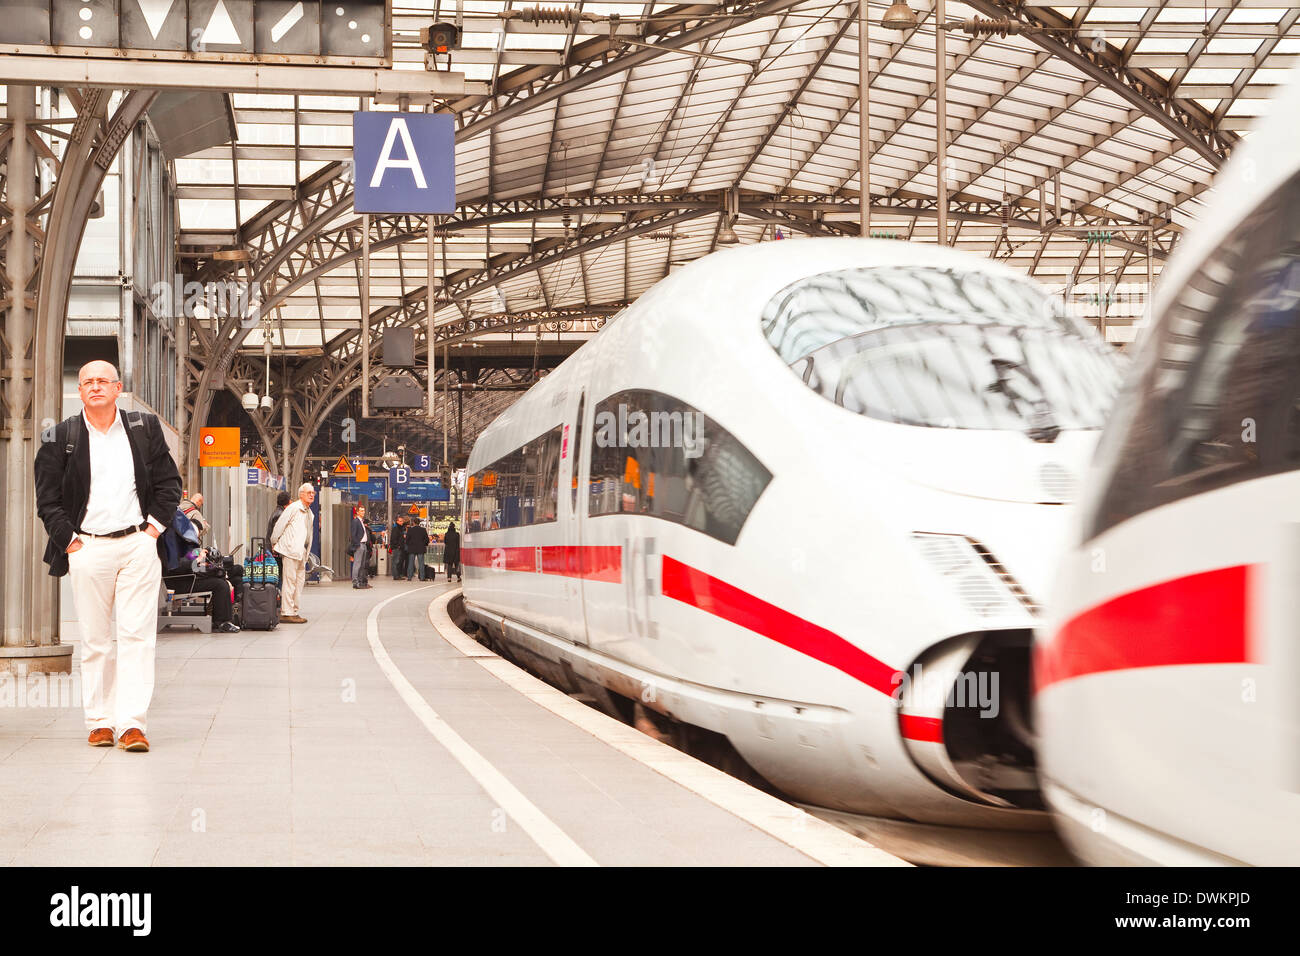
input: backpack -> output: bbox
[56,409,149,472]
[162,509,202,572]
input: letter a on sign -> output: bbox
[353,112,455,215]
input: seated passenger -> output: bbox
[162,507,240,633]
[163,567,240,634]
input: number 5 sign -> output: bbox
[416,454,431,470]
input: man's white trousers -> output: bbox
[67,531,161,734]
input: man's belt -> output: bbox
[78,522,147,539]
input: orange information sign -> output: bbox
[332,455,354,475]
[356,464,369,482]
[198,427,240,467]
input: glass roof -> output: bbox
[148,1,1296,379]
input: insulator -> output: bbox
[948,16,1034,38]
[510,6,594,26]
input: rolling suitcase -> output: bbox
[240,581,280,630]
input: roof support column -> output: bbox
[859,1,871,237]
[936,0,948,246]
[2,86,38,659]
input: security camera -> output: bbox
[241,389,259,411]
[420,22,461,53]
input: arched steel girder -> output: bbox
[246,189,1173,326]
[447,0,813,138]
[275,301,613,484]
[291,366,536,483]
[186,185,1171,485]
[964,0,1234,168]
[186,197,710,486]
[273,209,707,480]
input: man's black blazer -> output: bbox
[34,409,183,577]
[403,525,429,554]
[349,516,368,555]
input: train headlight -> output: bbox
[910,533,1036,622]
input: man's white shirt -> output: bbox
[75,410,165,546]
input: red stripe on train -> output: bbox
[660,555,903,697]
[463,548,932,738]
[898,715,944,744]
[1035,563,1253,693]
[461,545,622,582]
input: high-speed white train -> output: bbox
[1036,73,1300,864]
[462,237,1122,827]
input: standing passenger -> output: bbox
[443,521,461,582]
[350,504,372,590]
[403,521,429,581]
[34,361,182,752]
[271,483,315,623]
[389,516,407,580]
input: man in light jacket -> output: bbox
[271,482,315,623]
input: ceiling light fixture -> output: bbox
[881,1,919,31]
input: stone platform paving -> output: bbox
[0,577,823,866]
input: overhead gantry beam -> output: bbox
[0,58,471,98]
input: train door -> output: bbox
[558,385,590,646]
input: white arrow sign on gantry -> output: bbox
[136,0,177,40]
[202,0,243,46]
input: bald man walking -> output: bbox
[34,361,182,753]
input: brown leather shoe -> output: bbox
[87,728,114,747]
[281,615,307,623]
[117,728,149,752]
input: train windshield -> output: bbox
[1083,168,1300,539]
[762,266,1121,434]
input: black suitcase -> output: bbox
[240,582,280,630]
[422,564,436,581]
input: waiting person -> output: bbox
[389,515,407,580]
[443,521,461,582]
[349,504,372,590]
[34,360,182,753]
[403,521,429,581]
[163,565,240,634]
[271,483,315,624]
[179,492,209,540]
[266,489,291,579]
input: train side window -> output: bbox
[587,389,772,546]
[1085,169,1300,538]
[466,424,563,531]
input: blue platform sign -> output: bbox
[352,112,455,214]
[389,466,410,487]
[393,481,449,503]
[332,478,387,499]
[415,454,431,470]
